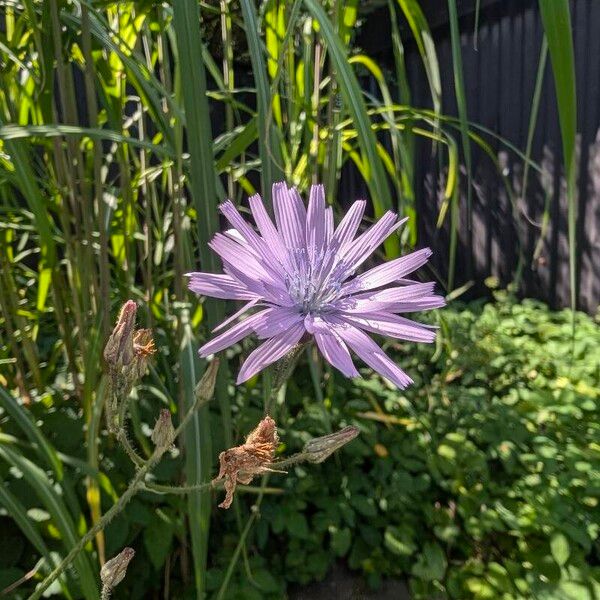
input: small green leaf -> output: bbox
[411,542,447,581]
[331,527,352,557]
[384,527,416,556]
[550,532,570,566]
[143,516,174,570]
[286,512,309,539]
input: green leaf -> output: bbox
[396,0,441,118]
[143,516,174,570]
[0,386,63,479]
[0,446,97,600]
[331,527,352,557]
[384,526,416,556]
[411,542,447,582]
[538,0,577,313]
[550,532,570,566]
[286,512,309,539]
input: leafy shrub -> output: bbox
[2,296,599,599]
[211,295,600,599]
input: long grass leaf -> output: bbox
[303,0,397,255]
[447,0,473,229]
[0,386,63,479]
[0,483,73,598]
[0,446,98,600]
[239,0,284,204]
[171,3,231,594]
[538,0,577,312]
[396,0,442,118]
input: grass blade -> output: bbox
[171,3,232,594]
[396,0,442,118]
[303,0,397,256]
[538,0,577,312]
[447,0,473,230]
[239,0,284,205]
[0,446,98,600]
[0,386,63,479]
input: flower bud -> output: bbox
[303,426,359,464]
[100,547,135,591]
[151,409,175,450]
[103,301,137,369]
[195,359,220,403]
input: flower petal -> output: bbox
[252,307,303,339]
[338,282,438,313]
[199,311,269,356]
[209,233,285,288]
[386,295,447,313]
[331,320,413,388]
[306,184,326,258]
[339,212,408,276]
[218,200,276,264]
[338,312,436,343]
[212,298,261,333]
[273,182,305,250]
[248,193,290,268]
[236,324,305,383]
[331,199,365,248]
[186,272,256,300]
[340,247,432,296]
[310,320,359,378]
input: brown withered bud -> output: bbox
[195,359,220,403]
[104,301,156,385]
[150,408,175,450]
[151,409,175,450]
[103,300,137,369]
[303,426,360,463]
[100,547,135,592]
[213,415,278,509]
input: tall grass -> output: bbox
[0,1,577,597]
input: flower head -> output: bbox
[188,182,444,388]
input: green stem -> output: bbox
[143,481,283,496]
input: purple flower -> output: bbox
[188,182,445,388]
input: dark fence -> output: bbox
[356,0,599,313]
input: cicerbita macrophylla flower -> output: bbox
[188,182,445,388]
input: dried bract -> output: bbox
[103,300,137,370]
[100,547,135,592]
[151,409,175,450]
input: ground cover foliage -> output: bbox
[1,294,598,599]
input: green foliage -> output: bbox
[2,292,599,598]
[0,0,589,598]
[209,296,600,599]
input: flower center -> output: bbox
[284,247,349,315]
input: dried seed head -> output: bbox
[213,415,278,509]
[303,426,359,463]
[151,409,175,450]
[100,547,135,591]
[103,301,137,369]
